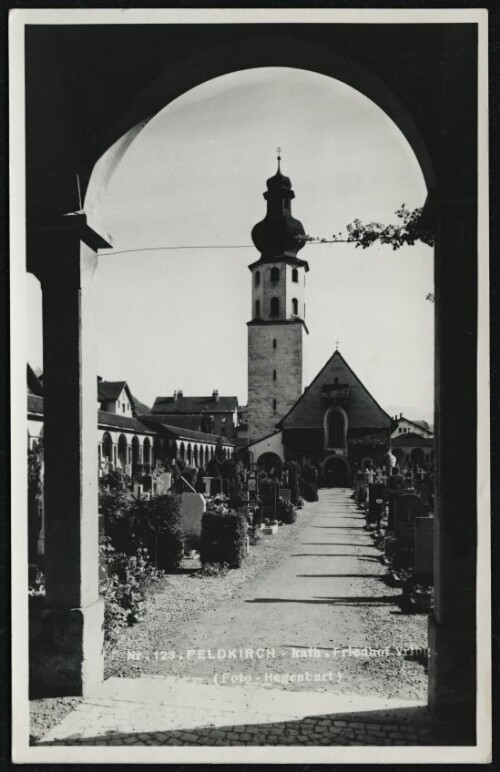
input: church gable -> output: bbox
[280,350,391,431]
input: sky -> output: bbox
[26,67,434,420]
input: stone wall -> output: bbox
[248,321,304,443]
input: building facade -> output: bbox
[152,390,239,440]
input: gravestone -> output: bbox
[202,476,212,497]
[414,517,434,582]
[388,474,405,491]
[156,472,172,495]
[420,479,433,511]
[394,494,425,552]
[280,488,292,503]
[180,492,206,549]
[368,483,385,524]
[211,477,222,495]
[141,474,153,493]
[387,488,413,531]
[261,481,280,517]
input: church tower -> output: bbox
[247,155,309,443]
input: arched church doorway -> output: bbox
[257,452,283,477]
[323,456,350,487]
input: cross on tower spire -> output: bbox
[276,146,282,171]
[336,339,340,350]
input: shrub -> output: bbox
[103,492,184,572]
[28,445,43,564]
[206,456,221,478]
[28,567,45,609]
[277,497,298,524]
[127,494,184,571]
[99,539,164,648]
[287,462,301,505]
[200,503,248,569]
[302,482,319,502]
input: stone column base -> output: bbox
[428,614,476,745]
[29,598,104,698]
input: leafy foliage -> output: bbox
[305,205,434,251]
[99,538,164,648]
[277,497,298,524]
[100,489,184,572]
[28,444,43,563]
[200,499,248,569]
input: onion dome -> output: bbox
[251,158,306,261]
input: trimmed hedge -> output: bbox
[200,509,248,568]
[103,493,184,572]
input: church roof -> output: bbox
[277,349,392,431]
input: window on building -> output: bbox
[270,297,280,316]
[292,268,298,283]
[273,369,277,380]
[255,299,261,318]
[273,338,277,349]
[273,398,277,412]
[122,404,125,413]
[270,267,280,284]
[255,270,260,287]
[292,298,298,315]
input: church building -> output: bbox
[246,159,393,485]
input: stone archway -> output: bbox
[21,23,481,740]
[117,434,128,470]
[322,455,351,487]
[257,452,283,476]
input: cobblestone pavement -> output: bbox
[38,675,434,746]
[36,489,433,748]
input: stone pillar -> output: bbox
[428,197,477,743]
[28,215,111,697]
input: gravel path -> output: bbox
[106,489,428,701]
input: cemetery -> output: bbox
[353,459,435,615]
[29,445,322,679]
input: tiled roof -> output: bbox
[391,432,434,447]
[411,419,432,432]
[130,393,151,416]
[98,381,128,401]
[146,421,235,446]
[145,414,206,431]
[97,410,156,434]
[27,395,154,435]
[152,395,238,414]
